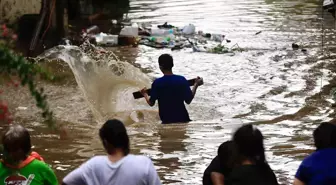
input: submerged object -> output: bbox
[292,43,299,50]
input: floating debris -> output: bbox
[292,43,300,50]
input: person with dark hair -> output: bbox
[203,141,235,185]
[62,119,161,185]
[227,124,278,185]
[0,124,58,185]
[294,122,336,185]
[140,54,203,124]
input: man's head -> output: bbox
[99,119,130,156]
[158,54,174,72]
[2,124,31,162]
[313,122,336,150]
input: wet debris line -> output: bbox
[81,22,244,55]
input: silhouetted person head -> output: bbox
[2,124,31,162]
[233,124,265,165]
[313,122,336,151]
[232,124,277,184]
[99,119,130,156]
[217,140,235,172]
[158,54,174,73]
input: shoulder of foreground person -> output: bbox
[130,155,162,185]
[83,155,107,165]
[30,159,55,171]
[128,154,154,164]
[30,160,59,185]
[294,150,334,183]
[229,165,279,185]
[127,155,159,173]
[298,149,331,166]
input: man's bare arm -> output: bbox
[211,172,225,185]
[293,178,305,185]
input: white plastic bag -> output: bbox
[120,26,138,36]
[182,24,196,35]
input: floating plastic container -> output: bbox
[120,26,138,37]
[95,33,118,46]
[103,35,118,46]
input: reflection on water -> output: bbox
[1,0,336,184]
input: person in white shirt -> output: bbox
[62,119,162,185]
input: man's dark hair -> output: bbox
[158,54,174,71]
[2,124,31,157]
[313,122,336,150]
[233,124,279,185]
[99,119,130,155]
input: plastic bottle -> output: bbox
[151,28,174,36]
[151,28,166,36]
[85,25,100,34]
[165,33,175,41]
[149,37,157,42]
[165,29,174,35]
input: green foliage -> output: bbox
[0,24,54,127]
[0,46,54,126]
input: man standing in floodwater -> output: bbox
[141,54,203,124]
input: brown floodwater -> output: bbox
[2,0,336,184]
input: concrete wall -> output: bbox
[0,0,41,22]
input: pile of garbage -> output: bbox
[82,22,243,55]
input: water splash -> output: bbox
[38,42,155,124]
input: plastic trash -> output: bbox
[94,33,105,43]
[151,28,174,36]
[151,28,165,36]
[149,36,169,45]
[82,25,100,38]
[95,33,118,46]
[158,22,175,29]
[165,33,175,41]
[182,24,196,35]
[103,35,118,46]
[211,34,225,42]
[120,26,138,36]
[85,25,100,34]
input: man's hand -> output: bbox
[194,76,204,86]
[140,87,154,106]
[140,87,148,96]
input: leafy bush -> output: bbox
[0,24,54,126]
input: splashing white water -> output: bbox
[38,42,155,124]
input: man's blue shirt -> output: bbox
[149,75,193,124]
[295,148,336,185]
